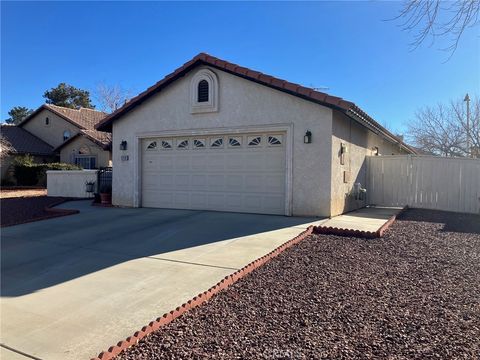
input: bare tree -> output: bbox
[0,135,15,160]
[395,0,479,55]
[406,95,480,157]
[94,83,131,113]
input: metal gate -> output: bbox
[97,167,112,193]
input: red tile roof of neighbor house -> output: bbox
[95,53,416,154]
[0,125,54,156]
[53,129,112,151]
[18,104,108,130]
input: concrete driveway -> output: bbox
[1,200,323,360]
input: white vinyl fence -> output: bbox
[367,155,480,214]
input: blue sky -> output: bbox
[1,1,479,134]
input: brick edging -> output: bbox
[312,206,408,239]
[376,205,408,237]
[90,225,315,360]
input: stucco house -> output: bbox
[96,53,415,217]
[17,104,112,169]
[0,125,56,180]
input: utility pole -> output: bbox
[464,93,470,157]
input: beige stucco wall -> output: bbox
[330,110,409,216]
[21,109,81,148]
[59,136,111,168]
[47,170,97,197]
[112,66,333,217]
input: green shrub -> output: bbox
[13,154,35,166]
[14,162,82,186]
[14,165,40,185]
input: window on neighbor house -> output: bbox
[45,117,49,125]
[63,130,71,141]
[75,155,96,169]
[197,80,209,102]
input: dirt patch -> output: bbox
[0,196,77,227]
[0,188,47,199]
[117,209,480,360]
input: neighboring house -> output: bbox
[96,53,416,217]
[17,104,111,169]
[0,125,56,180]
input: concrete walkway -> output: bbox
[1,201,324,360]
[316,206,404,236]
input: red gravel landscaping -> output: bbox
[116,209,480,360]
[0,196,77,227]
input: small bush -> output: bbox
[14,165,39,186]
[13,154,35,166]
[14,162,82,186]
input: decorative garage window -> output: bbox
[248,136,262,146]
[210,138,223,148]
[161,140,172,149]
[228,137,242,147]
[146,141,157,150]
[268,135,282,146]
[75,155,96,169]
[190,69,218,114]
[177,139,189,149]
[193,139,206,148]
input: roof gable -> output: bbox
[53,129,112,152]
[18,104,107,130]
[95,53,415,154]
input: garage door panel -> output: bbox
[207,154,225,170]
[244,195,262,209]
[175,156,190,170]
[158,156,174,170]
[175,175,190,188]
[142,133,286,215]
[190,193,208,208]
[245,175,264,192]
[174,193,189,207]
[191,174,207,188]
[143,191,174,208]
[207,175,226,190]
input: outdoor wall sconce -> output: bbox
[120,140,128,150]
[304,130,312,144]
[340,142,348,165]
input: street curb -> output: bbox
[90,225,315,360]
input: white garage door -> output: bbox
[141,133,286,215]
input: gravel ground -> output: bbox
[0,196,73,227]
[0,188,47,199]
[117,209,480,360]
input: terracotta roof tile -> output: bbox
[95,53,416,154]
[18,104,107,131]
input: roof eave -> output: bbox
[18,104,88,130]
[345,107,417,155]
